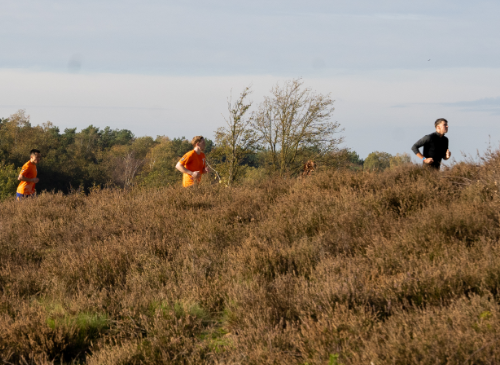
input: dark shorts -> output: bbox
[16,193,34,201]
[423,162,440,170]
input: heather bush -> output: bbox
[1,151,500,364]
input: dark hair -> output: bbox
[30,149,41,155]
[434,118,448,128]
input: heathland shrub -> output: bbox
[1,151,500,364]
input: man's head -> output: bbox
[435,118,448,136]
[30,149,41,164]
[191,136,205,151]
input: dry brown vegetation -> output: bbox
[1,150,500,364]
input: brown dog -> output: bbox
[302,160,317,177]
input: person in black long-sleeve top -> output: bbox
[411,118,451,170]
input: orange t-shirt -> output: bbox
[179,150,206,187]
[17,161,37,195]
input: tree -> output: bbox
[363,151,392,171]
[390,153,412,168]
[212,87,259,185]
[253,79,342,176]
[346,150,364,166]
[170,137,195,157]
[0,163,18,201]
[99,127,134,148]
[317,148,363,171]
[0,110,33,164]
[74,125,101,160]
[103,137,155,188]
[139,136,194,188]
[61,128,77,147]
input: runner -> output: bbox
[16,149,41,200]
[175,136,209,187]
[411,118,451,170]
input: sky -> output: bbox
[1,0,499,161]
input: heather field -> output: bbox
[2,152,500,364]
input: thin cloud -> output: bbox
[392,97,500,115]
[441,97,500,115]
[0,105,170,111]
[442,97,500,107]
[355,13,442,21]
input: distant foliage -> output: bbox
[363,152,413,171]
[0,110,218,196]
[212,80,347,182]
[389,152,412,168]
[0,80,348,192]
[139,136,193,188]
[0,110,139,194]
[253,79,343,176]
[0,163,18,200]
[211,86,259,185]
[346,150,364,166]
[363,151,393,171]
[0,103,353,196]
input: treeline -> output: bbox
[0,109,204,199]
[363,151,412,170]
[0,80,348,198]
[0,79,412,200]
[0,109,356,197]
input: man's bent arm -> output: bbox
[176,162,192,176]
[411,135,430,156]
[18,175,38,183]
[176,161,202,179]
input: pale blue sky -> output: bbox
[1,0,499,160]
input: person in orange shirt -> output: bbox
[175,136,209,187]
[16,149,41,200]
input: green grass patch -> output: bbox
[47,312,109,345]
